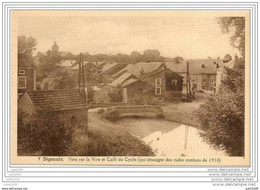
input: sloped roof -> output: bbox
[165,59,223,74]
[139,64,183,80]
[121,78,140,87]
[111,64,135,78]
[126,62,163,76]
[110,73,136,87]
[60,60,77,67]
[25,90,86,111]
[99,62,122,74]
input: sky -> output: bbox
[16,11,238,59]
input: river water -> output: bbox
[116,118,227,157]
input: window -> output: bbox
[19,70,25,75]
[155,87,161,95]
[18,76,26,89]
[211,78,214,83]
[171,79,178,85]
[155,78,161,85]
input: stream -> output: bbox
[116,118,227,157]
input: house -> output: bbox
[109,73,154,103]
[111,62,183,102]
[139,63,183,100]
[113,58,231,94]
[18,56,36,99]
[120,78,154,103]
[18,89,88,129]
[165,58,228,93]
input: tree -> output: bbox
[41,68,77,90]
[197,17,245,156]
[143,49,161,62]
[37,50,62,80]
[173,56,184,64]
[130,51,142,63]
[218,17,245,57]
[18,36,37,66]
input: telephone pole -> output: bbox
[186,61,192,102]
[78,53,86,101]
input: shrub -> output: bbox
[18,109,73,156]
[104,109,120,122]
[156,113,165,119]
[97,108,105,114]
[108,90,122,102]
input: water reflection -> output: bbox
[116,118,227,157]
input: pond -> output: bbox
[116,118,227,157]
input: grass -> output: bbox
[162,97,207,127]
[68,112,154,156]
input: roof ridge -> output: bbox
[27,89,78,93]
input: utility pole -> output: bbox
[186,61,193,102]
[186,61,190,102]
[78,53,86,102]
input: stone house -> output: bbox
[165,59,225,93]
[18,89,88,130]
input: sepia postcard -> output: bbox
[11,10,250,166]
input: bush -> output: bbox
[196,58,245,156]
[103,109,120,122]
[18,109,73,156]
[156,113,165,119]
[196,87,244,156]
[97,108,105,114]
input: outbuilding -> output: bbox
[18,89,88,130]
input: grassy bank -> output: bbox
[162,100,205,128]
[68,112,154,156]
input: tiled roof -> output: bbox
[121,78,139,87]
[99,62,126,75]
[26,90,86,111]
[110,73,136,87]
[166,59,223,74]
[111,64,134,77]
[126,62,163,76]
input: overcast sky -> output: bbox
[17,11,238,59]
